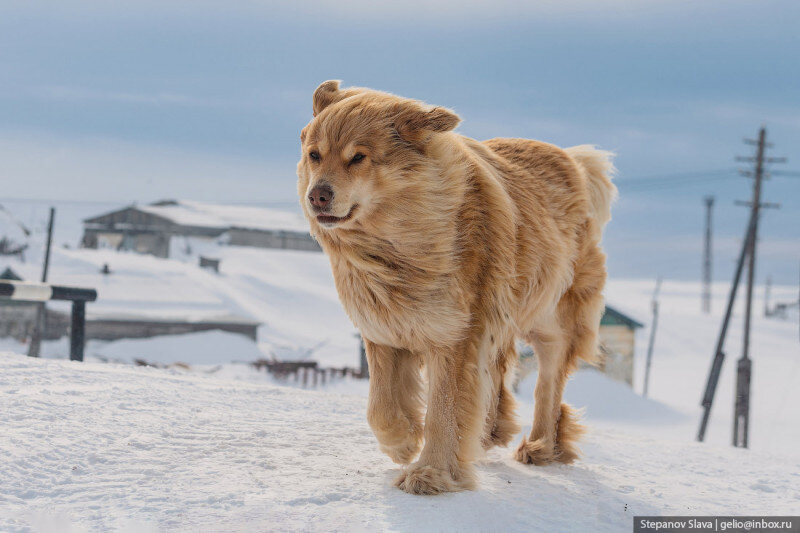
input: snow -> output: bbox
[2,243,359,367]
[606,279,800,457]
[2,199,800,530]
[2,353,798,533]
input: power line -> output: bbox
[616,169,735,183]
[616,170,738,192]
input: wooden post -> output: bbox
[698,205,756,442]
[70,301,86,362]
[28,207,55,358]
[642,277,662,397]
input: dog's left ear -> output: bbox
[393,102,461,146]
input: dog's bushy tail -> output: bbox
[564,145,617,233]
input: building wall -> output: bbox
[598,325,635,385]
[0,303,70,341]
[86,320,258,341]
[83,218,321,256]
[227,228,321,252]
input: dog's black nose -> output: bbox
[309,184,334,209]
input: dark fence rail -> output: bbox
[251,359,365,387]
[0,281,97,361]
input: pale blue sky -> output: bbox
[1,1,798,282]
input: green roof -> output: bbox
[601,305,644,329]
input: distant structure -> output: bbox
[81,199,320,258]
[702,196,714,313]
[596,305,645,386]
[516,304,643,388]
[0,204,30,261]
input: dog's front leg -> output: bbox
[365,340,425,465]
[395,333,489,495]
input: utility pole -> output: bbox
[28,207,55,358]
[764,276,772,317]
[733,127,782,448]
[642,277,662,398]
[698,126,783,445]
[697,213,754,442]
[702,196,714,314]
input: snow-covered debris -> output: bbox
[1,352,798,533]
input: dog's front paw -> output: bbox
[514,436,556,465]
[394,462,475,495]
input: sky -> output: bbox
[1,0,799,283]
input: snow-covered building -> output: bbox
[81,199,319,258]
[597,305,644,386]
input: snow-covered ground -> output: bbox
[2,244,359,367]
[607,279,800,457]
[2,353,799,533]
[2,200,800,530]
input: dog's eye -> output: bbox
[350,153,365,164]
[309,151,320,162]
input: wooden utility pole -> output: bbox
[698,127,783,445]
[733,127,783,448]
[697,213,754,442]
[731,127,767,448]
[642,277,662,398]
[702,197,714,314]
[28,207,55,358]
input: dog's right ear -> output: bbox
[313,80,342,117]
[312,80,366,117]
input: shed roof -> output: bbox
[601,305,644,329]
[86,200,311,234]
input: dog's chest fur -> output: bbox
[328,246,468,351]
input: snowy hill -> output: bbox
[1,353,798,533]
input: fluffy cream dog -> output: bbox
[297,81,616,495]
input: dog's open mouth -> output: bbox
[317,205,358,226]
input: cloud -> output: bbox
[0,131,298,205]
[31,86,221,108]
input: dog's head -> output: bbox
[297,80,460,232]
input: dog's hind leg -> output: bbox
[364,340,425,465]
[483,339,520,449]
[515,242,606,465]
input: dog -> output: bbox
[297,81,616,495]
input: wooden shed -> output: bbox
[82,199,320,258]
[597,305,644,386]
